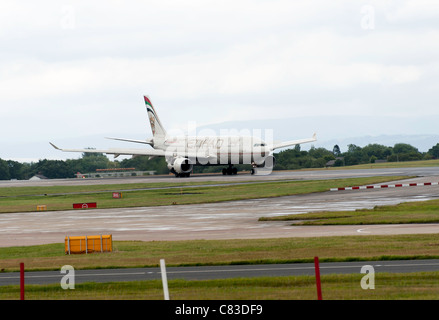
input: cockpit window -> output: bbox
[254,143,266,147]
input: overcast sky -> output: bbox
[1,1,439,161]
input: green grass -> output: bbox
[337,159,439,169]
[0,176,410,213]
[2,234,439,272]
[1,272,439,300]
[260,198,439,225]
[0,180,235,198]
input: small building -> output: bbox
[29,174,48,181]
[326,157,344,167]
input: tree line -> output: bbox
[274,142,439,171]
[1,142,439,180]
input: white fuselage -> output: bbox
[155,135,271,166]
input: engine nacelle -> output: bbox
[256,155,276,169]
[173,157,193,174]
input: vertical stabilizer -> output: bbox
[144,96,167,137]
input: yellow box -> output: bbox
[37,205,47,211]
[65,235,112,254]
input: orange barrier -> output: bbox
[65,235,112,254]
[36,205,47,211]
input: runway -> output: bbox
[2,259,439,286]
[1,166,439,188]
[1,168,439,247]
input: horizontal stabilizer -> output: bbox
[105,137,153,146]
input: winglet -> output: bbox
[49,142,61,150]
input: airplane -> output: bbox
[50,96,317,177]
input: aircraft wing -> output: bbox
[50,142,216,161]
[271,133,317,150]
[49,143,166,158]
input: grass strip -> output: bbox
[332,159,439,169]
[259,198,439,225]
[0,180,235,198]
[1,272,439,300]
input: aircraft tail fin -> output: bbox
[144,96,167,137]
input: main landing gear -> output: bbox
[175,172,191,177]
[250,162,259,175]
[170,168,191,178]
[222,165,238,175]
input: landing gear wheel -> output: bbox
[175,172,191,177]
[222,166,237,176]
[227,165,238,175]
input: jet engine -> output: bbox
[256,155,276,169]
[173,157,193,174]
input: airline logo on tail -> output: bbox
[144,96,166,137]
[149,114,156,136]
[144,96,156,135]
